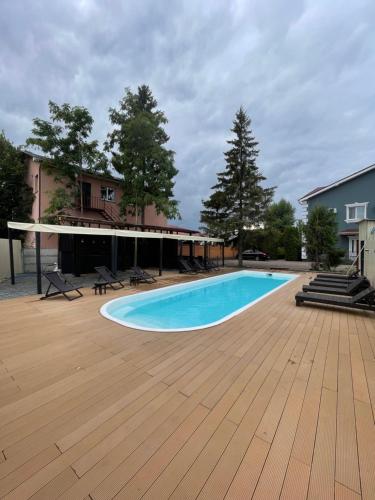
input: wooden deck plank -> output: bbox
[335,346,361,493]
[0,271,373,500]
[355,399,375,500]
[307,388,337,500]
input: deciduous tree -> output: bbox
[27,101,107,221]
[0,132,34,237]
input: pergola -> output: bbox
[7,222,224,293]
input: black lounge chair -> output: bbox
[41,272,83,301]
[315,275,360,283]
[204,259,220,271]
[130,266,157,284]
[309,279,354,289]
[316,271,359,280]
[295,286,375,312]
[189,258,206,273]
[94,266,125,290]
[191,257,208,272]
[303,277,370,296]
[178,258,197,274]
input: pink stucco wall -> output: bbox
[24,158,169,249]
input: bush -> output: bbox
[283,226,301,261]
[327,248,345,269]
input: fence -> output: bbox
[0,239,22,278]
[182,243,237,260]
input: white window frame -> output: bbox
[101,186,115,202]
[345,202,368,223]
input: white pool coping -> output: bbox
[100,270,299,332]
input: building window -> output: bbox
[101,186,115,202]
[34,174,39,193]
[345,202,368,222]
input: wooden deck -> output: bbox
[0,271,374,499]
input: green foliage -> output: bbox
[283,226,301,261]
[263,199,300,259]
[264,199,295,231]
[325,247,345,269]
[304,205,337,267]
[200,191,232,239]
[0,132,34,236]
[42,188,74,224]
[106,85,180,224]
[201,107,274,264]
[26,101,108,218]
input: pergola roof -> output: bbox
[7,222,224,243]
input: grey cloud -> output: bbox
[1,0,375,229]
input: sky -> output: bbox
[1,0,375,230]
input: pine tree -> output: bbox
[0,133,34,237]
[26,101,108,221]
[106,85,180,224]
[201,107,274,266]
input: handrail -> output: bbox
[347,241,366,276]
[77,195,122,222]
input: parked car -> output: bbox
[237,249,270,261]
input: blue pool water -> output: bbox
[100,271,297,332]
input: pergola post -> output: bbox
[204,241,207,266]
[111,236,118,273]
[35,231,42,294]
[221,242,225,267]
[189,241,193,260]
[8,228,15,285]
[159,238,163,276]
[134,238,138,267]
[73,235,80,277]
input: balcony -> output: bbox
[77,195,121,222]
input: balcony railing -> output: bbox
[78,195,121,222]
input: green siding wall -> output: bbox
[306,168,375,255]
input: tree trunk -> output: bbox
[141,207,145,226]
[238,228,243,267]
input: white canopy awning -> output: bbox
[7,222,224,243]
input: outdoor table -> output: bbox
[93,282,107,295]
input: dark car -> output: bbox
[237,249,270,261]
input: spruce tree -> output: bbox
[106,85,180,224]
[201,107,274,266]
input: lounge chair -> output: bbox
[130,266,157,284]
[315,274,360,283]
[94,266,125,290]
[178,258,197,274]
[316,271,359,280]
[191,257,208,272]
[204,259,220,271]
[295,286,375,312]
[41,271,83,301]
[303,277,370,296]
[309,279,354,288]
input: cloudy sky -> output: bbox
[1,0,375,229]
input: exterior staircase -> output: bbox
[81,195,122,223]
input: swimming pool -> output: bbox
[100,271,297,332]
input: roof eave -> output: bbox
[299,162,375,203]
